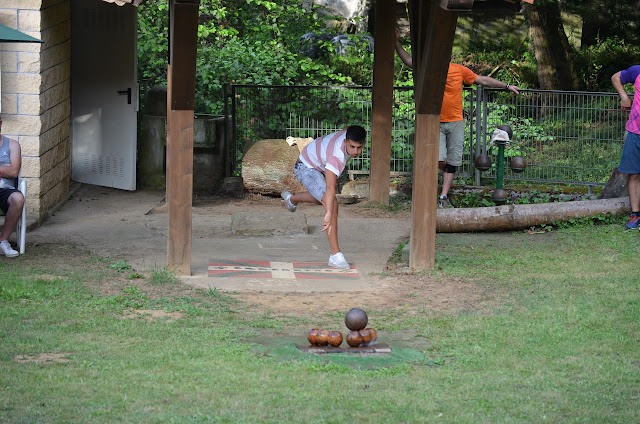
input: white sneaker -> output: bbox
[0,240,19,257]
[328,252,350,269]
[281,190,296,212]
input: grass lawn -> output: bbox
[1,220,639,423]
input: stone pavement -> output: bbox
[28,184,411,293]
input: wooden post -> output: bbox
[369,0,396,205]
[408,0,462,271]
[167,0,199,275]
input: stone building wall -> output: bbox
[0,0,71,222]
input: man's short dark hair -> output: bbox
[346,125,366,144]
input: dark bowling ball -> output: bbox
[308,328,320,345]
[346,330,363,347]
[345,308,368,331]
[328,331,343,347]
[316,329,330,346]
[492,189,509,205]
[510,156,526,173]
[474,154,492,172]
[498,124,513,139]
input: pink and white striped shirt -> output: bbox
[299,130,349,177]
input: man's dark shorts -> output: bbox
[0,188,20,214]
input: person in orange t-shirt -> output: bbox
[395,31,520,207]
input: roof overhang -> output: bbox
[0,24,43,43]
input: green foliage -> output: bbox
[108,260,132,272]
[574,38,640,91]
[137,0,374,114]
[149,267,181,285]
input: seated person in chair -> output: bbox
[0,117,24,257]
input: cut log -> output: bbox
[599,168,629,199]
[242,139,305,196]
[436,197,630,232]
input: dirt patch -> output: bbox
[14,353,71,364]
[122,309,184,321]
[238,268,487,321]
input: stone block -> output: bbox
[18,51,40,73]
[1,94,18,114]
[2,0,41,9]
[41,61,70,92]
[0,41,40,54]
[41,99,70,133]
[231,211,309,236]
[41,80,70,112]
[3,73,41,95]
[1,51,18,72]
[18,136,39,157]
[41,21,71,48]
[18,94,40,115]
[39,118,70,154]
[42,1,70,30]
[41,40,70,71]
[21,156,40,178]
[18,10,42,32]
[4,115,41,137]
[0,12,18,29]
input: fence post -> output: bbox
[474,86,483,186]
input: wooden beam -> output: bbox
[167,0,199,275]
[407,0,459,271]
[369,0,396,205]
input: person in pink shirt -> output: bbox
[281,125,366,269]
[612,65,640,229]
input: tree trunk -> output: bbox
[599,168,629,199]
[524,1,579,90]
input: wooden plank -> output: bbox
[407,0,459,271]
[169,0,199,110]
[369,0,396,205]
[410,113,440,270]
[166,0,199,275]
[167,109,194,275]
[412,1,458,115]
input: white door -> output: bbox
[71,0,137,190]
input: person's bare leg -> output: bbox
[323,201,340,255]
[441,172,455,198]
[0,192,24,242]
[629,173,640,211]
[290,191,321,206]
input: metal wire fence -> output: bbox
[228,84,630,187]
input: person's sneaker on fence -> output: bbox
[437,195,453,209]
[0,240,19,258]
[281,190,296,212]
[328,252,350,269]
[624,212,640,229]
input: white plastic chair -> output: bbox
[0,172,26,254]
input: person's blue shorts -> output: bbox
[294,160,326,203]
[619,131,640,174]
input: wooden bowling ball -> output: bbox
[308,328,320,345]
[492,189,509,205]
[498,124,513,139]
[316,329,330,346]
[328,331,343,347]
[346,330,363,347]
[344,308,368,331]
[474,154,492,172]
[365,328,377,343]
[359,328,372,345]
[510,156,526,173]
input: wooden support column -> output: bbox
[167,0,199,275]
[408,0,464,271]
[369,0,396,205]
